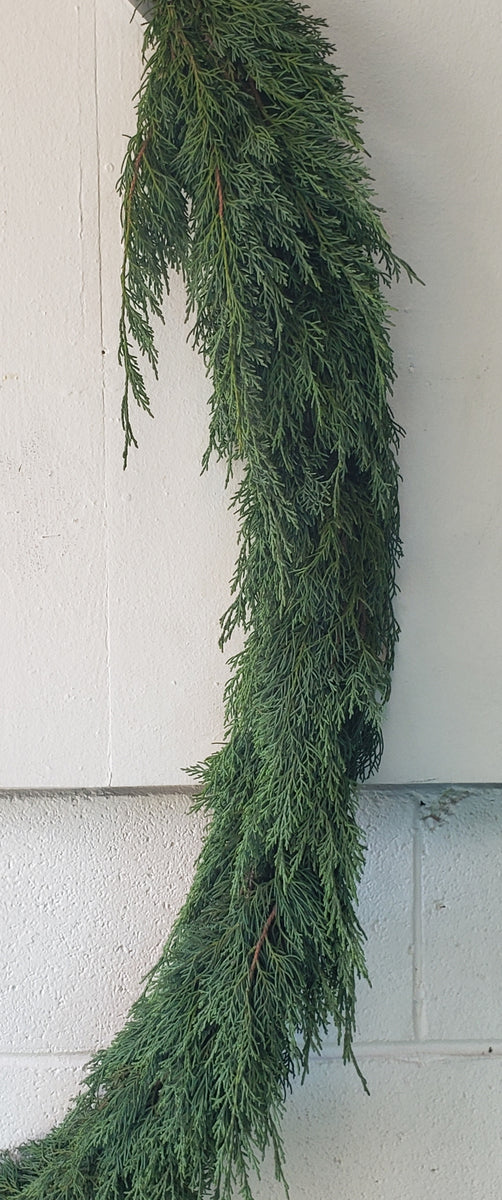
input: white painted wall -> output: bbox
[2,0,502,786]
[2,786,502,1197]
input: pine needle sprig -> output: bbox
[0,2,416,1198]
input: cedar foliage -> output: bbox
[0,2,414,1198]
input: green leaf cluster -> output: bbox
[0,2,415,1198]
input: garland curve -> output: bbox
[0,2,415,1198]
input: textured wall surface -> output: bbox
[1,786,502,1196]
[2,0,502,785]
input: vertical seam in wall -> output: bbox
[76,4,86,328]
[412,796,427,1040]
[93,0,114,786]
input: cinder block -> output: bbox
[0,788,417,1059]
[421,787,502,1040]
[0,1056,87,1149]
[0,793,204,1053]
[326,788,415,1047]
[249,1054,502,1200]
[2,1053,502,1194]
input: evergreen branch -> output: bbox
[128,133,150,208]
[119,131,152,466]
[0,2,417,1198]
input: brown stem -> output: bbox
[215,166,224,218]
[245,76,268,120]
[122,134,151,272]
[128,135,150,207]
[249,904,277,979]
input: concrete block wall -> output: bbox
[1,786,501,1197]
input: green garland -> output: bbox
[0,2,415,1198]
